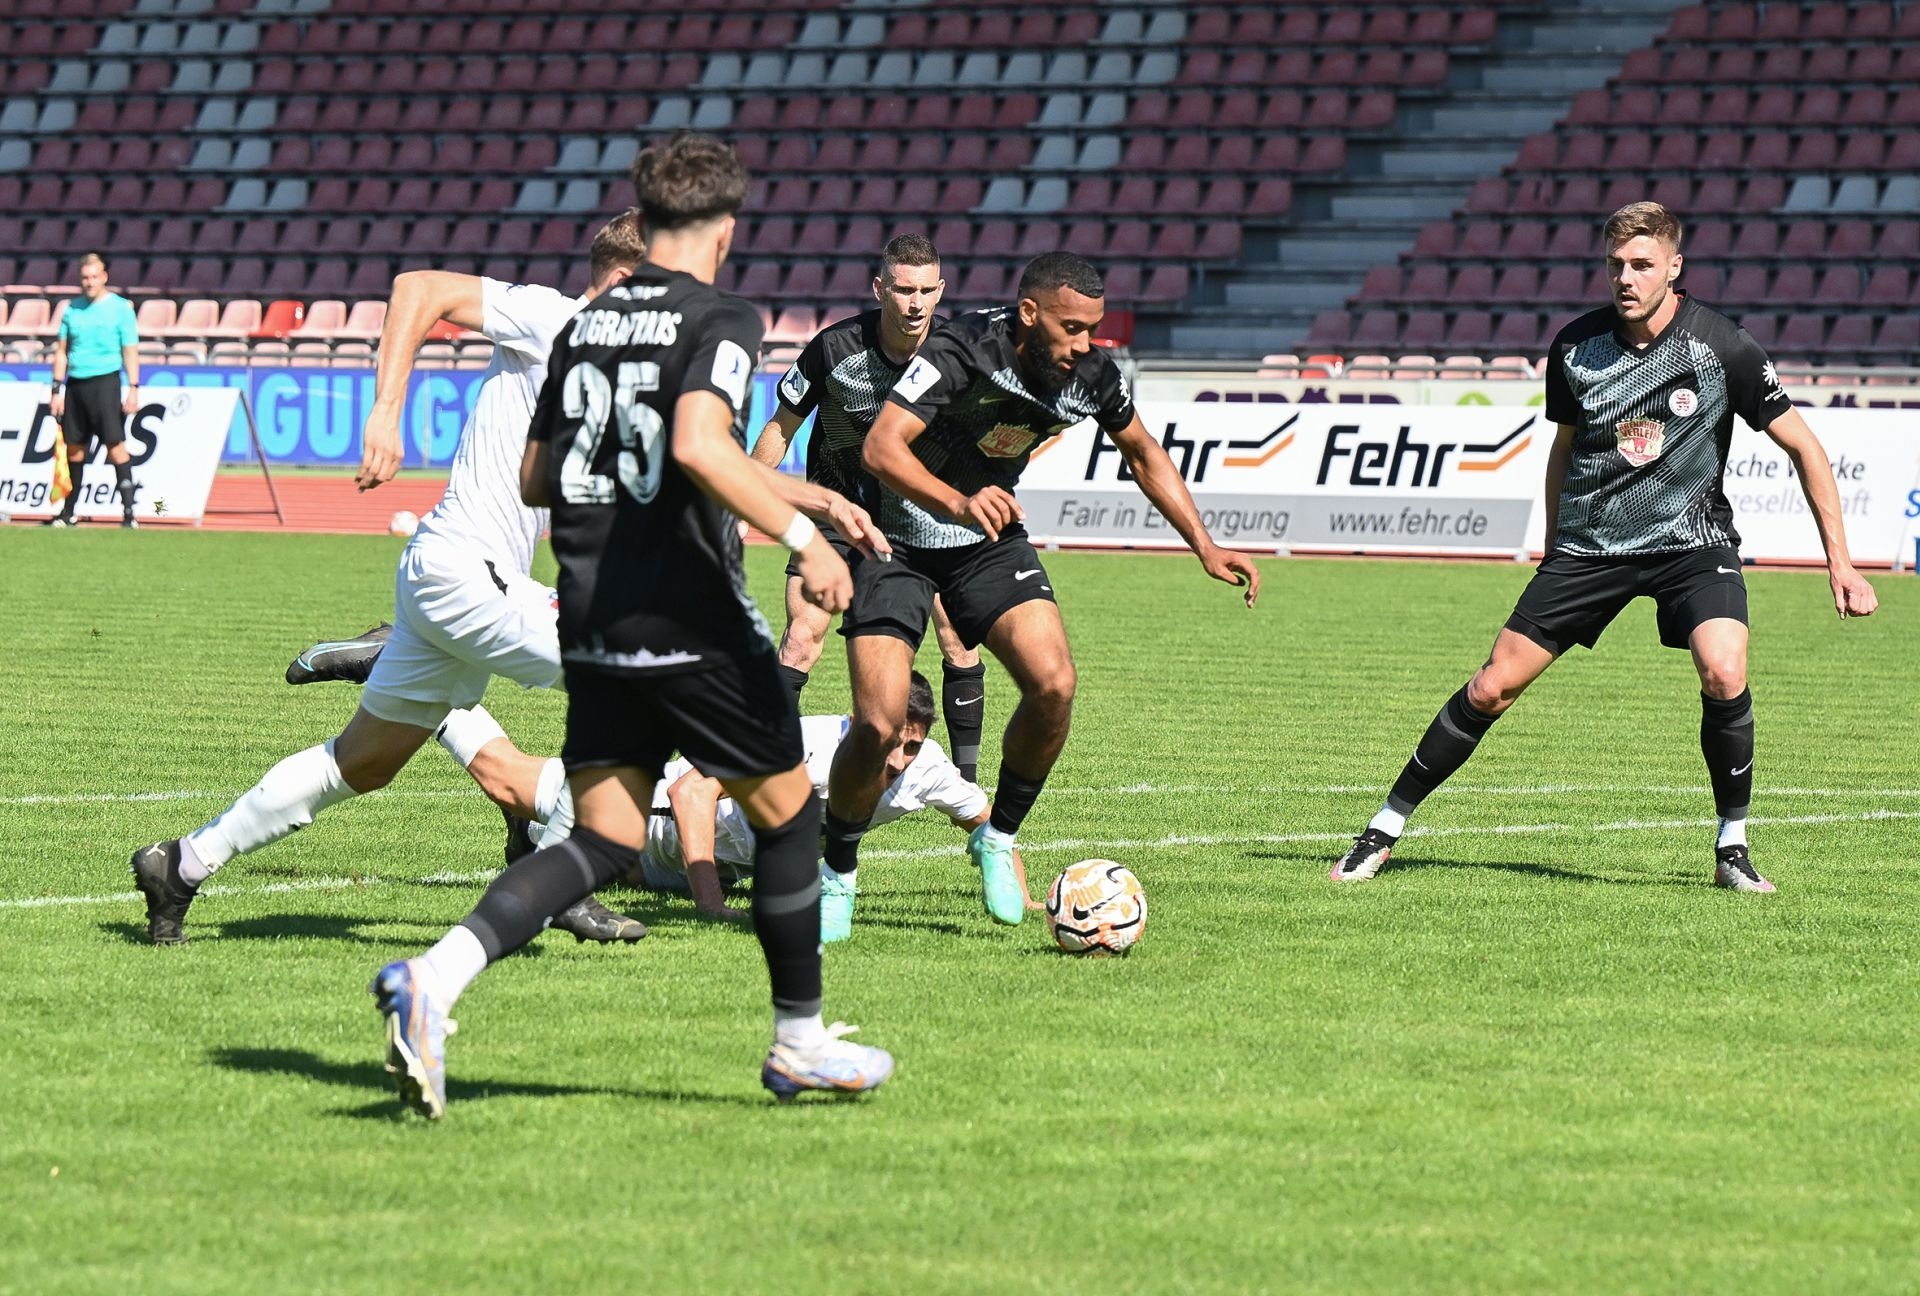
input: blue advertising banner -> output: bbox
[0,364,810,472]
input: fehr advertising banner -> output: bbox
[1020,403,1920,567]
[0,384,238,521]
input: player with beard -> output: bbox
[818,252,1260,940]
[750,235,992,784]
[1330,202,1878,891]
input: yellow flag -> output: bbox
[50,429,71,505]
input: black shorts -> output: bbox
[560,653,804,783]
[1506,545,1749,654]
[62,373,124,449]
[781,524,855,580]
[839,525,1056,651]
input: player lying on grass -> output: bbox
[609,675,1040,931]
[1331,201,1878,892]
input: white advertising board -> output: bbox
[0,384,239,522]
[1021,403,1920,567]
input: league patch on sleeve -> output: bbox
[895,356,941,402]
[778,363,809,407]
[712,340,752,409]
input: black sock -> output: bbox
[989,764,1048,836]
[751,797,823,1017]
[1385,686,1501,819]
[61,461,85,516]
[1700,688,1754,821]
[459,825,636,962]
[941,660,987,782]
[821,807,869,875]
[113,462,135,511]
[776,664,808,698]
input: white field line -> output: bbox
[6,783,1920,811]
[6,810,1915,911]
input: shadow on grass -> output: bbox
[1249,844,1693,887]
[99,914,483,948]
[210,1046,768,1117]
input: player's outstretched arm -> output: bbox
[1105,413,1260,607]
[1765,409,1878,619]
[751,465,892,560]
[673,391,852,613]
[666,771,749,923]
[358,271,485,491]
[864,405,1025,540]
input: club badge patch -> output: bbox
[977,423,1039,459]
[1615,417,1665,467]
[1668,388,1698,417]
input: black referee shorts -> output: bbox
[62,374,125,450]
[1506,545,1749,655]
[560,653,804,783]
[839,525,1056,651]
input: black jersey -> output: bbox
[527,266,773,674]
[1545,292,1792,557]
[774,309,930,503]
[881,307,1136,549]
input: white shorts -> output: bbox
[360,538,561,729]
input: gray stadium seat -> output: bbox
[222,179,266,210]
[1782,177,1830,212]
[514,181,558,213]
[138,23,182,54]
[1881,176,1920,211]
[99,23,140,53]
[978,178,1027,213]
[913,52,958,88]
[234,98,276,132]
[552,139,598,173]
[211,61,251,93]
[868,51,912,85]
[1830,177,1880,213]
[1023,178,1069,214]
[0,140,29,171]
[1084,94,1128,128]
[699,54,744,88]
[265,179,307,211]
[1077,137,1122,170]
[1037,95,1084,128]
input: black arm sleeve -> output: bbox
[1722,328,1795,430]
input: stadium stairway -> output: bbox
[1164,0,1688,355]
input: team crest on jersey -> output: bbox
[1615,417,1665,466]
[978,423,1039,458]
[1668,388,1697,417]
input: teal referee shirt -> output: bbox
[58,292,139,380]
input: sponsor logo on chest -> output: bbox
[1615,417,1665,467]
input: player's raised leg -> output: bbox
[131,706,429,945]
[933,597,987,783]
[1333,628,1556,882]
[973,599,1075,924]
[821,632,918,941]
[1690,617,1768,891]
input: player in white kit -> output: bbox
[126,216,652,945]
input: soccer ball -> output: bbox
[388,509,420,537]
[1045,859,1146,956]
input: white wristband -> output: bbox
[777,513,817,552]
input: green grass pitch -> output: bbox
[0,528,1914,1294]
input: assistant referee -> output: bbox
[45,252,141,527]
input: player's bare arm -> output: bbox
[120,343,140,416]
[1541,422,1577,545]
[48,335,68,418]
[750,407,803,469]
[665,771,750,922]
[358,271,486,491]
[751,461,890,559]
[1763,409,1878,619]
[519,438,552,508]
[674,390,852,613]
[1105,413,1261,607]
[863,404,1024,541]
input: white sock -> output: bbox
[1717,817,1748,850]
[1368,803,1408,838]
[417,924,489,1008]
[979,824,1015,848]
[775,1010,827,1052]
[183,740,355,880]
[532,758,574,844]
[435,704,506,770]
[177,835,212,887]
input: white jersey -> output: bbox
[409,279,586,577]
[639,715,988,880]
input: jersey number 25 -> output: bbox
[558,362,666,505]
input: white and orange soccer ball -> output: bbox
[1045,859,1146,956]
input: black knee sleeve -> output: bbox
[752,797,823,1017]
[461,825,637,962]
